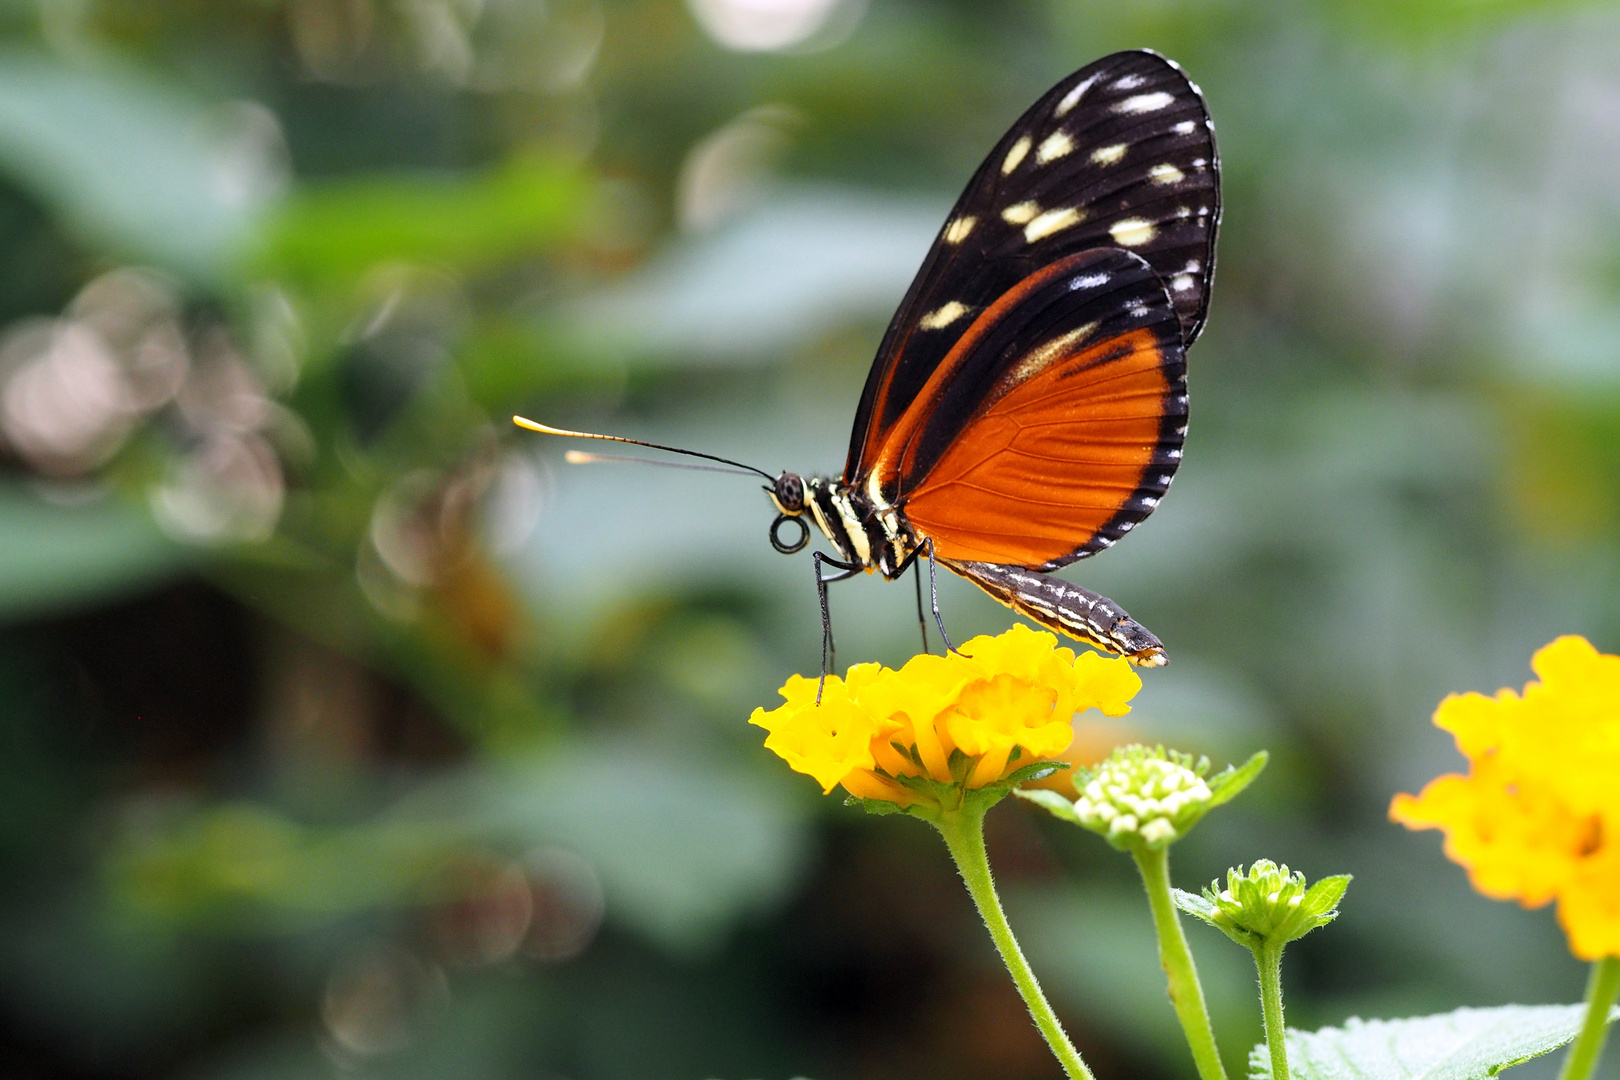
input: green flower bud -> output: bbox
[1177,860,1351,950]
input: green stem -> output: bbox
[1132,845,1230,1080]
[935,804,1095,1080]
[1253,941,1289,1080]
[1557,956,1620,1080]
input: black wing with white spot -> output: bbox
[844,49,1219,480]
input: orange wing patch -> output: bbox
[901,327,1170,567]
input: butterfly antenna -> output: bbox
[513,416,776,482]
[564,449,763,478]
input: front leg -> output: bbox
[813,551,863,700]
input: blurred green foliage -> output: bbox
[1,1,1619,1079]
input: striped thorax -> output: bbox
[769,472,916,577]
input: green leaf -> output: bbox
[1002,760,1069,785]
[1252,1004,1615,1080]
[845,795,904,816]
[1172,887,1218,924]
[1207,750,1269,809]
[0,49,264,280]
[261,156,592,287]
[1302,874,1353,919]
[1012,788,1082,825]
[0,486,185,618]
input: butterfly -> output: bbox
[517,49,1219,673]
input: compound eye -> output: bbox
[773,473,805,513]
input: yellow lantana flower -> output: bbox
[1391,635,1620,960]
[750,624,1142,809]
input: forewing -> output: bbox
[876,248,1185,570]
[846,49,1217,479]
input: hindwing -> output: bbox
[872,247,1186,570]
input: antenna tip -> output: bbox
[512,415,547,433]
[564,450,596,464]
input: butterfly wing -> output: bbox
[846,49,1217,481]
[872,247,1185,570]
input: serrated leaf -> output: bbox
[1251,1004,1616,1080]
[1207,750,1269,809]
[1013,788,1082,825]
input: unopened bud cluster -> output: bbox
[1075,746,1214,849]
[1203,860,1348,948]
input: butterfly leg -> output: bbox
[813,551,862,701]
[912,562,930,654]
[922,539,964,657]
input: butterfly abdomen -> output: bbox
[943,558,1167,666]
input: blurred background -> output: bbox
[0,1,1617,1078]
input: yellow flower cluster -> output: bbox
[1391,636,1620,960]
[750,624,1142,808]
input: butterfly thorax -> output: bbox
[769,472,916,577]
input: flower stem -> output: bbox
[1132,846,1230,1080]
[935,805,1095,1080]
[1557,955,1620,1080]
[1252,941,1289,1080]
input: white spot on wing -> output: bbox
[1112,74,1146,91]
[1173,120,1197,135]
[1001,201,1039,225]
[1170,274,1195,292]
[943,216,977,244]
[1115,91,1175,114]
[1002,135,1032,174]
[1069,273,1109,291]
[1037,131,1074,164]
[1148,163,1185,185]
[1109,218,1157,246]
[918,301,969,330]
[1054,76,1097,118]
[1024,206,1083,242]
[1091,143,1126,166]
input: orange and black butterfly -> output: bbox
[518,49,1219,672]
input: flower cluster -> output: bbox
[1186,860,1349,949]
[749,624,1141,809]
[1391,635,1620,960]
[1076,746,1214,847]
